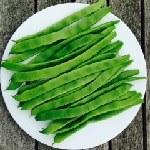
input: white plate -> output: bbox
[0,3,147,149]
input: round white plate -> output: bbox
[0,3,147,149]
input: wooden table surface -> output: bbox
[0,0,149,150]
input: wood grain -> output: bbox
[37,0,73,11]
[145,0,150,149]
[110,0,143,149]
[0,0,35,150]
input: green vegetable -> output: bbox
[13,55,130,101]
[99,40,123,54]
[51,33,102,60]
[6,45,49,63]
[21,72,100,109]
[11,7,111,53]
[53,99,143,144]
[29,21,119,64]
[16,0,105,42]
[32,61,131,115]
[11,32,117,82]
[71,76,144,107]
[6,82,22,90]
[18,80,48,94]
[36,83,132,121]
[54,93,142,134]
[2,29,114,72]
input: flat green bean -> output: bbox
[29,21,119,64]
[55,93,141,134]
[71,76,144,107]
[11,32,117,82]
[6,45,49,63]
[51,33,101,60]
[20,72,99,105]
[7,82,22,90]
[18,79,48,94]
[2,33,108,72]
[16,0,105,42]
[53,99,143,143]
[36,83,132,121]
[118,91,137,100]
[40,118,75,135]
[13,55,129,101]
[32,60,131,115]
[77,53,116,68]
[11,7,111,53]
[99,40,123,54]
[32,65,124,115]
[41,88,138,135]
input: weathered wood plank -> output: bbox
[145,0,150,149]
[37,0,73,11]
[0,0,35,149]
[110,0,143,149]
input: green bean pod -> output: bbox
[16,0,105,42]
[20,72,99,105]
[11,32,117,82]
[51,90,135,134]
[118,91,138,100]
[40,77,143,135]
[40,118,76,135]
[18,79,48,94]
[71,76,145,107]
[54,93,142,134]
[6,45,49,63]
[2,33,107,72]
[53,99,143,144]
[51,33,102,60]
[77,53,116,68]
[32,61,131,115]
[29,21,119,64]
[11,7,111,54]
[7,82,22,90]
[36,83,132,121]
[99,40,123,54]
[13,55,130,102]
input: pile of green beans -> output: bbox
[1,0,146,145]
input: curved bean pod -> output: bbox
[40,118,75,135]
[13,55,129,101]
[71,76,144,107]
[31,65,122,115]
[118,91,137,100]
[99,40,123,54]
[7,82,22,90]
[52,91,140,134]
[2,33,106,72]
[40,77,143,135]
[6,45,49,63]
[36,83,132,121]
[11,32,117,82]
[77,53,116,68]
[32,60,131,115]
[20,72,99,105]
[29,21,119,64]
[55,93,142,134]
[11,7,111,53]
[18,79,48,94]
[51,34,101,60]
[53,99,144,143]
[16,0,105,42]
